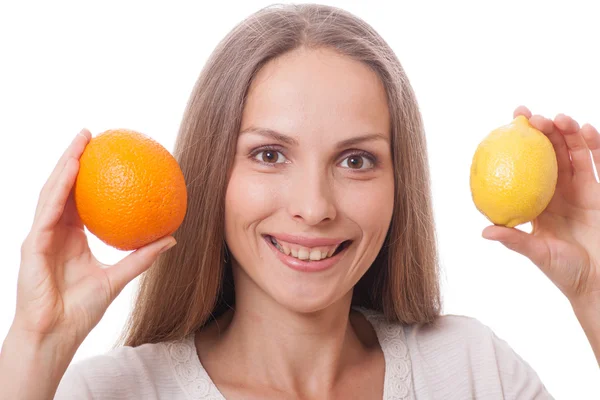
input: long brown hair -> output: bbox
[122,3,441,347]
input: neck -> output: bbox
[207,266,370,396]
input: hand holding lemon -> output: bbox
[473,106,600,311]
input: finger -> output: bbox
[513,105,532,119]
[105,236,176,299]
[33,157,81,233]
[528,114,572,183]
[34,129,91,221]
[482,225,550,270]
[580,123,600,180]
[61,191,85,228]
[554,114,595,180]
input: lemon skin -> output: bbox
[470,115,558,228]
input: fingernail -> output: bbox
[159,239,177,254]
[76,129,88,140]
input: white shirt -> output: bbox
[55,308,553,399]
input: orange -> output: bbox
[74,129,187,250]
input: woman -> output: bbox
[1,4,598,399]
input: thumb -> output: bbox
[105,236,176,299]
[482,225,550,268]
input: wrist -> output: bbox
[8,314,80,355]
[569,292,600,317]
[0,325,78,400]
[569,293,600,367]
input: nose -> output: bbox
[286,163,337,226]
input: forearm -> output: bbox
[0,327,76,400]
[571,297,600,367]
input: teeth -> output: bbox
[271,237,291,255]
[298,248,309,260]
[310,249,324,261]
[270,236,346,261]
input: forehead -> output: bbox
[242,47,390,137]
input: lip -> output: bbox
[266,233,346,247]
[263,235,351,273]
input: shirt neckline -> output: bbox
[165,307,412,399]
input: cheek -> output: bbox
[338,176,395,235]
[224,166,280,233]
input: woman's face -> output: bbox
[225,47,394,313]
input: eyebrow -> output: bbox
[239,127,389,149]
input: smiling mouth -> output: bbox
[265,235,352,262]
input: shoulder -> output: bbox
[405,314,553,399]
[356,308,553,399]
[405,313,494,343]
[401,313,520,368]
[355,308,493,354]
[355,307,490,340]
[55,339,187,399]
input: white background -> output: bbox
[1,0,599,398]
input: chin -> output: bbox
[275,297,342,315]
[267,279,351,315]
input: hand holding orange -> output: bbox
[74,129,187,250]
[11,128,180,390]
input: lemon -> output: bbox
[470,115,558,228]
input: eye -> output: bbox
[253,149,288,164]
[340,152,376,170]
